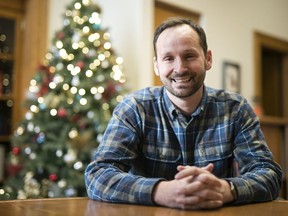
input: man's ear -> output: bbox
[205,50,212,70]
[153,57,159,76]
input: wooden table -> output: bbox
[0,197,287,216]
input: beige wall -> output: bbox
[49,0,288,102]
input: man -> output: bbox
[85,17,282,210]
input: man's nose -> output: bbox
[174,58,187,73]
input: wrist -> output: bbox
[226,180,238,203]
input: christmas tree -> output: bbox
[0,0,127,199]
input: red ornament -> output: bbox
[76,61,84,69]
[49,173,58,182]
[56,31,64,39]
[58,107,67,117]
[12,147,20,155]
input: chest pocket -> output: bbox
[142,142,181,163]
[195,141,234,177]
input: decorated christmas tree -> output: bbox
[0,0,127,199]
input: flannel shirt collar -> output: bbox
[162,85,207,120]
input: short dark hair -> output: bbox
[153,17,208,59]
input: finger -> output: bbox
[193,173,222,190]
[202,163,214,172]
[180,179,223,200]
[176,196,223,210]
[193,188,223,200]
[177,163,214,172]
[175,166,209,180]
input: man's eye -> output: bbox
[164,57,173,61]
[187,54,196,59]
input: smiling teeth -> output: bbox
[173,78,192,83]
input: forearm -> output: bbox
[85,162,162,205]
[229,167,282,204]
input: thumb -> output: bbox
[202,163,214,172]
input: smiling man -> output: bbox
[85,17,282,210]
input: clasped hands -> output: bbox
[153,163,234,210]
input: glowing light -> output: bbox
[83,26,90,34]
[68,54,75,61]
[66,10,72,16]
[27,122,34,131]
[98,54,105,61]
[89,12,101,25]
[74,2,81,9]
[71,66,81,75]
[53,75,64,84]
[30,153,36,160]
[101,60,109,68]
[93,40,100,47]
[88,33,100,42]
[80,98,87,105]
[98,86,104,93]
[116,95,124,102]
[49,82,57,89]
[102,103,109,110]
[111,65,123,80]
[16,126,25,135]
[67,64,74,71]
[103,33,110,40]
[56,150,63,157]
[116,57,124,64]
[82,47,89,54]
[90,87,97,94]
[72,43,79,49]
[56,41,63,49]
[56,63,64,70]
[79,41,85,48]
[50,109,57,116]
[67,98,73,104]
[69,129,78,139]
[38,97,44,103]
[85,70,93,77]
[63,84,70,91]
[93,59,101,66]
[73,161,83,170]
[87,111,94,118]
[50,66,56,73]
[59,48,68,59]
[94,93,102,100]
[104,51,111,58]
[46,53,53,60]
[70,87,78,94]
[30,79,37,86]
[25,112,33,120]
[30,105,39,113]
[82,0,90,6]
[78,18,84,25]
[104,42,111,50]
[89,63,97,70]
[78,88,86,96]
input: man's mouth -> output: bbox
[171,77,193,83]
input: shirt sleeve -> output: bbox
[84,97,163,205]
[228,98,283,204]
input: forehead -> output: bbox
[156,24,200,48]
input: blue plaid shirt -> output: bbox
[85,86,282,205]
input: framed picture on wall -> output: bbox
[222,61,241,93]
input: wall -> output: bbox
[48,0,288,102]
